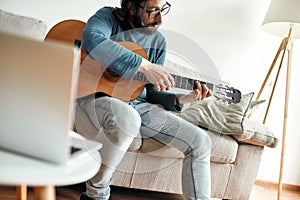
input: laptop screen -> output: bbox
[0,32,79,164]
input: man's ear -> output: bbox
[127,1,136,15]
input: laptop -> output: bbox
[0,32,102,165]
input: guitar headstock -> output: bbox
[213,84,241,104]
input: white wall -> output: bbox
[1,0,300,186]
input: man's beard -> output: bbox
[132,17,160,34]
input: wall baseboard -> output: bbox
[255,179,300,192]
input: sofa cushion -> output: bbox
[0,9,47,40]
[208,130,238,164]
[138,129,238,164]
[233,119,279,148]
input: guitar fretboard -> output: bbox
[134,72,214,91]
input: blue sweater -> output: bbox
[82,7,181,111]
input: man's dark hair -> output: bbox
[113,0,147,29]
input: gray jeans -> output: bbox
[77,96,211,200]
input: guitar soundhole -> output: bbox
[106,68,121,78]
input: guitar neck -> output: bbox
[134,72,214,91]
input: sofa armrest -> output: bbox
[232,119,279,148]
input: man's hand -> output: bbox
[178,81,212,104]
[139,58,175,91]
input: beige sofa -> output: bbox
[1,9,278,200]
[75,89,278,200]
[0,9,47,41]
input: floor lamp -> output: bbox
[258,0,300,199]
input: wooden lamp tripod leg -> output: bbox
[255,30,293,200]
[278,39,293,200]
[256,38,288,100]
[255,37,289,124]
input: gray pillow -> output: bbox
[175,93,278,148]
[247,99,266,116]
[175,92,254,134]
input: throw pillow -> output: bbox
[247,99,266,116]
[175,92,254,135]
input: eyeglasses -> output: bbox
[138,2,171,19]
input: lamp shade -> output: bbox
[262,0,300,38]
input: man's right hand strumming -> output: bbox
[139,58,175,91]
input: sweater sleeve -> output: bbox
[146,84,182,112]
[82,7,142,80]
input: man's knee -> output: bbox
[94,101,141,149]
[77,97,141,142]
[108,99,141,138]
[192,129,212,157]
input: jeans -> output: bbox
[77,96,212,200]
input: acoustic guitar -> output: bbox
[45,20,241,103]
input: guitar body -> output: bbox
[77,58,146,101]
[45,19,87,62]
[45,20,241,103]
[46,20,148,101]
[98,78,145,101]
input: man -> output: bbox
[78,0,212,199]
